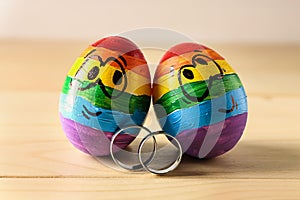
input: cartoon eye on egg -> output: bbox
[71,51,128,99]
[177,50,225,103]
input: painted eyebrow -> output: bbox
[118,55,127,67]
[87,54,104,64]
[194,50,202,52]
[89,53,127,68]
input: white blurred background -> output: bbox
[0,0,299,43]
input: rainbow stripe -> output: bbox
[157,87,247,135]
[154,73,243,115]
[175,112,248,158]
[67,56,151,96]
[60,114,135,156]
[60,94,147,132]
[62,76,150,114]
[76,46,150,78]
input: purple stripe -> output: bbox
[176,113,248,159]
[60,114,135,156]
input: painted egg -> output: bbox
[59,36,151,156]
[153,43,248,159]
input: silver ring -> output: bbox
[138,131,182,174]
[110,125,157,171]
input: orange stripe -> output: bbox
[79,46,150,78]
[155,51,225,79]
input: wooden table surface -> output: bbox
[0,40,299,199]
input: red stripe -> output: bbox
[160,42,224,63]
[92,36,145,60]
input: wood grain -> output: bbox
[0,40,299,199]
[1,178,299,200]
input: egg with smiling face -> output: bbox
[59,36,151,156]
[153,43,248,159]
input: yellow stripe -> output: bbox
[153,60,235,100]
[67,57,85,77]
[67,58,151,96]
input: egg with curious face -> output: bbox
[153,43,248,159]
[59,36,151,156]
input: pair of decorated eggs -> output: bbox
[59,36,247,159]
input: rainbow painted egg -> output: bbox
[59,36,151,156]
[153,43,248,159]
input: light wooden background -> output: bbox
[0,40,299,199]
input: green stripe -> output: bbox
[61,76,151,114]
[155,73,243,114]
[61,76,73,94]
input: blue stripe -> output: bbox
[59,93,147,132]
[158,87,248,136]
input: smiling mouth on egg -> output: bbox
[82,105,102,120]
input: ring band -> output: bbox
[138,131,182,174]
[110,125,157,171]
